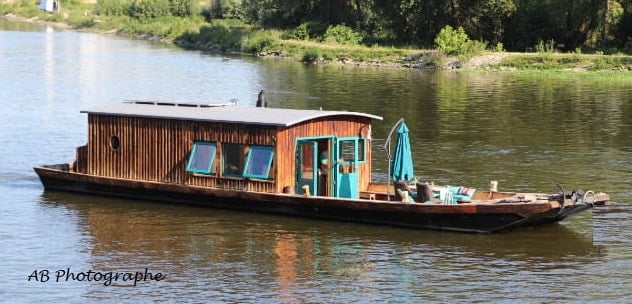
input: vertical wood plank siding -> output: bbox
[87,114,372,194]
[87,115,276,192]
[274,117,372,193]
[75,145,88,174]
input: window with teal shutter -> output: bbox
[186,142,217,174]
[243,146,274,179]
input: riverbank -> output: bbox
[2,6,632,76]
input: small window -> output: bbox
[110,135,120,151]
[339,140,356,163]
[186,142,217,174]
[243,146,274,179]
[222,143,248,177]
[357,138,366,162]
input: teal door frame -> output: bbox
[296,136,362,198]
[295,136,334,196]
[334,137,361,198]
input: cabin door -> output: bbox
[334,138,360,199]
[296,138,332,196]
[296,140,318,196]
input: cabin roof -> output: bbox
[81,102,383,127]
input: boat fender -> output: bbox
[583,190,596,205]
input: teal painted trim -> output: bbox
[243,145,274,179]
[336,136,366,164]
[294,135,335,143]
[185,141,217,174]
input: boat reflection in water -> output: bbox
[40,191,605,297]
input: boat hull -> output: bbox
[34,165,593,233]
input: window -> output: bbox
[357,138,366,162]
[338,138,366,163]
[222,143,248,177]
[339,140,356,163]
[186,142,217,174]
[110,135,120,151]
[243,146,274,179]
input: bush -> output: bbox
[206,0,242,19]
[301,48,320,63]
[535,39,556,53]
[130,0,171,19]
[493,42,505,52]
[95,0,130,16]
[323,24,363,45]
[169,0,198,17]
[434,25,469,55]
[460,39,487,57]
[197,24,233,47]
[241,32,278,53]
[284,21,328,40]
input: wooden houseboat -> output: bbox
[34,100,609,233]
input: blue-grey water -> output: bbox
[1,19,631,303]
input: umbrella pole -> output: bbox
[383,118,405,201]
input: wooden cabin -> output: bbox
[74,101,382,199]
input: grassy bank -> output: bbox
[2,1,632,77]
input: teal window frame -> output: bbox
[337,137,366,164]
[243,145,274,179]
[186,141,217,174]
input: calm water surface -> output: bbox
[1,20,631,303]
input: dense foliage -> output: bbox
[200,0,632,53]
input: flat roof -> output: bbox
[81,101,382,127]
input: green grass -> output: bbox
[493,53,632,72]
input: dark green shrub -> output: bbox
[169,0,198,17]
[130,0,171,19]
[95,0,130,16]
[323,24,363,45]
[285,21,328,40]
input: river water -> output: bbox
[1,20,631,303]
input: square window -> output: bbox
[222,143,248,177]
[186,142,217,174]
[339,140,356,163]
[243,146,274,179]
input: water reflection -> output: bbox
[40,191,603,262]
[36,191,610,301]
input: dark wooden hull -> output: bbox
[34,165,594,233]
